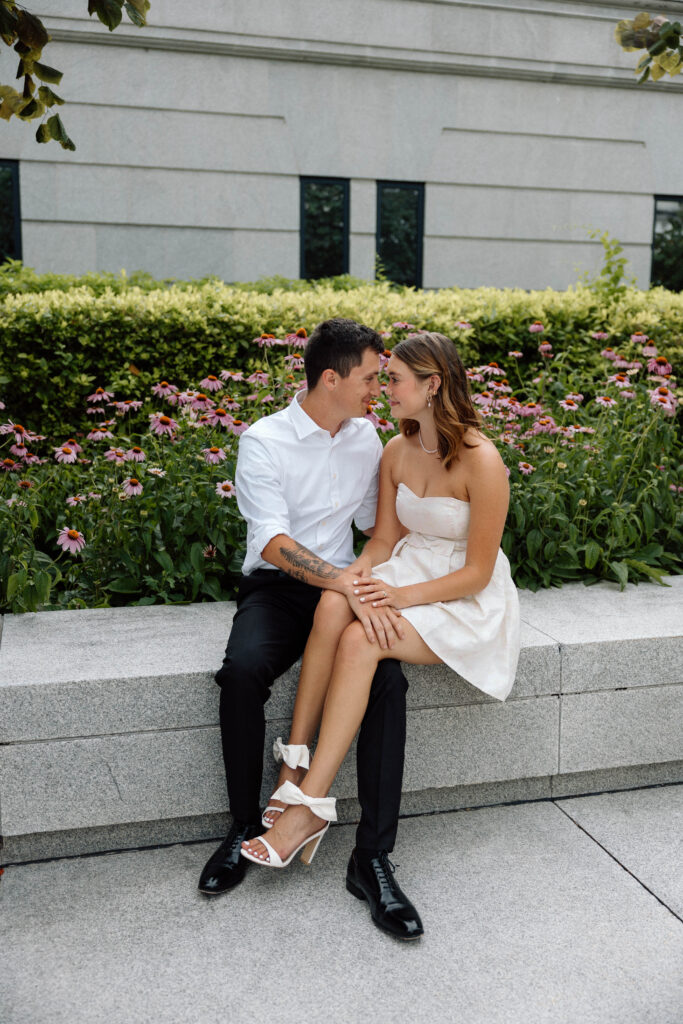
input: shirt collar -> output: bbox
[287,389,357,441]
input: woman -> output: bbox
[241,332,520,868]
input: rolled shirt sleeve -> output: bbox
[353,431,383,531]
[235,431,291,560]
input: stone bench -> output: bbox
[1,577,682,864]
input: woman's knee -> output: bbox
[337,619,376,660]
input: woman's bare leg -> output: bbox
[262,590,354,825]
[245,618,440,860]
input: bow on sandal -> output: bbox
[242,781,337,869]
[262,737,311,829]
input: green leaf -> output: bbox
[38,85,64,107]
[154,550,174,573]
[624,559,670,586]
[124,0,149,27]
[88,0,124,31]
[201,576,222,601]
[106,576,141,593]
[0,5,19,45]
[642,503,655,539]
[526,529,542,559]
[35,121,51,143]
[584,540,601,570]
[190,542,205,573]
[6,570,26,601]
[18,96,40,118]
[45,112,75,150]
[33,62,63,85]
[34,571,51,604]
[609,560,629,590]
[16,11,49,51]
[29,504,39,529]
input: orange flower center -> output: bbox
[233,419,243,426]
[221,484,232,492]
[96,388,104,394]
[207,375,217,381]
[657,387,670,395]
[67,530,80,540]
[62,446,73,454]
[132,447,142,453]
[18,479,32,488]
[4,458,15,467]
[488,362,499,368]
[14,424,25,432]
[296,328,307,337]
[209,447,220,454]
[215,408,227,416]
[656,357,668,365]
[160,381,169,387]
[129,478,139,486]
[159,416,171,425]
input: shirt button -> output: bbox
[334,502,339,508]
[332,473,337,479]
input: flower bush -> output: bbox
[3,267,683,438]
[1,320,681,612]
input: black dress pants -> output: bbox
[216,570,408,852]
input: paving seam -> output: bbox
[551,799,683,925]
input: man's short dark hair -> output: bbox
[304,318,384,390]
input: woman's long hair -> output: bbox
[392,332,482,469]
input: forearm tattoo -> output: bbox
[279,542,343,584]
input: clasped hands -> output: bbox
[341,568,406,650]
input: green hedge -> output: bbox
[2,266,683,437]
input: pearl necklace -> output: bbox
[418,429,438,454]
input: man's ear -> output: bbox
[320,368,337,391]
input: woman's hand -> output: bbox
[352,577,408,611]
[347,581,405,649]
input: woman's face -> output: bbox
[385,356,430,418]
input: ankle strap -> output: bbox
[272,780,337,822]
[273,737,310,770]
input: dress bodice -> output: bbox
[395,482,470,545]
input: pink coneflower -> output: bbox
[62,438,83,453]
[559,398,579,411]
[595,396,617,408]
[18,478,33,490]
[392,322,416,330]
[202,446,227,464]
[601,348,617,360]
[529,321,545,333]
[206,407,232,427]
[518,462,536,474]
[466,371,484,383]
[479,362,505,377]
[174,390,197,407]
[538,342,553,357]
[642,343,657,358]
[149,413,178,436]
[152,381,179,398]
[9,442,27,458]
[376,418,394,433]
[566,392,584,404]
[66,494,87,507]
[612,355,633,369]
[126,446,146,462]
[519,401,543,418]
[630,332,648,344]
[226,418,248,436]
[147,467,166,477]
[57,527,86,555]
[191,392,215,411]
[285,328,309,345]
[220,370,244,382]
[216,479,236,498]
[489,379,512,393]
[254,333,279,347]
[455,321,472,330]
[618,390,636,400]
[473,391,494,407]
[591,331,610,341]
[23,452,44,465]
[87,387,114,403]
[123,477,143,496]
[111,400,143,415]
[54,445,78,463]
[200,375,223,392]
[508,350,523,359]
[87,427,114,441]
[648,356,672,376]
[1,457,17,471]
[365,409,381,428]
[652,395,677,416]
[531,416,557,435]
[607,373,632,388]
[626,363,642,373]
[203,544,218,559]
[246,371,270,386]
[222,397,241,412]
[105,448,127,464]
[88,492,102,500]
[284,354,305,371]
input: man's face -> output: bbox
[334,349,381,419]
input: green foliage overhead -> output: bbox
[0,0,150,148]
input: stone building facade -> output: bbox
[2,0,683,288]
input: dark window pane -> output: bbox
[376,183,423,287]
[0,162,21,263]
[300,178,348,279]
[651,196,683,291]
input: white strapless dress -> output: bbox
[372,483,520,701]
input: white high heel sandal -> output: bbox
[242,781,336,869]
[262,737,311,829]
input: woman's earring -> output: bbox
[426,392,432,409]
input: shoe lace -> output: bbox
[377,851,399,889]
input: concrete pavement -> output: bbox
[2,783,682,1024]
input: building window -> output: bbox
[376,181,424,288]
[300,177,349,279]
[651,195,683,291]
[0,160,21,263]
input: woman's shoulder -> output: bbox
[460,430,506,472]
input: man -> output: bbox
[198,317,423,939]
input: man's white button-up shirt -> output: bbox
[235,391,383,575]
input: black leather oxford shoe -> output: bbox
[198,820,262,895]
[346,849,424,940]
